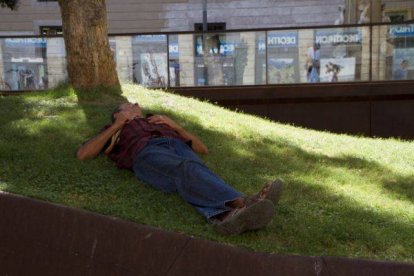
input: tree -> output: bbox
[58,0,120,91]
[0,0,18,10]
[1,0,120,91]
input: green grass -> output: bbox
[1,84,413,263]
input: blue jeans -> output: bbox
[133,137,243,220]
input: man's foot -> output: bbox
[247,179,284,206]
[214,199,275,235]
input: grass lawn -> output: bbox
[0,84,413,263]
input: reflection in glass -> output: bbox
[381,0,413,23]
[372,23,414,81]
[303,27,369,83]
[333,0,413,25]
[193,32,266,87]
[45,37,67,89]
[168,34,182,87]
[111,36,133,83]
[132,35,168,88]
[0,38,48,91]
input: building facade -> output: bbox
[0,0,413,35]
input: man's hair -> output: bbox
[111,105,123,123]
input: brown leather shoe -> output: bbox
[214,199,275,235]
[246,179,284,206]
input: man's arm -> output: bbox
[148,115,208,154]
[77,111,132,160]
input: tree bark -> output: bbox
[58,0,120,90]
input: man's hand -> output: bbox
[148,115,181,131]
[114,109,138,126]
[148,114,208,154]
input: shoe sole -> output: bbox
[214,199,275,235]
[266,179,284,205]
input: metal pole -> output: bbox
[202,0,208,85]
[202,0,207,32]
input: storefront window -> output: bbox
[372,23,414,81]
[168,34,181,87]
[193,32,266,87]
[391,24,414,80]
[267,31,299,84]
[131,35,168,88]
[1,38,48,91]
[302,27,368,83]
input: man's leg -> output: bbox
[133,137,244,220]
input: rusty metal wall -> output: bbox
[1,192,414,275]
[171,81,414,139]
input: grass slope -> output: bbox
[1,84,413,262]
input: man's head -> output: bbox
[111,102,143,122]
[401,60,409,69]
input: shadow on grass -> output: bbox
[0,89,413,261]
[72,85,128,131]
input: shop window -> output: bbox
[1,38,49,91]
[192,32,266,87]
[132,35,168,88]
[267,31,299,84]
[311,27,367,83]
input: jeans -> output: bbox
[133,137,243,220]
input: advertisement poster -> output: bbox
[140,53,167,87]
[268,58,295,83]
[320,57,356,82]
[266,32,299,84]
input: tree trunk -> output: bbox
[58,0,120,90]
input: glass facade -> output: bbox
[192,32,266,87]
[131,35,168,88]
[372,23,414,81]
[0,23,413,92]
[0,38,48,90]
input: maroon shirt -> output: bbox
[103,117,190,170]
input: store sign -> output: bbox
[5,38,47,48]
[389,24,414,37]
[133,35,167,43]
[257,32,298,53]
[315,31,361,45]
[267,33,298,48]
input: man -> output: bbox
[77,102,283,235]
[306,43,321,83]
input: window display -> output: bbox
[194,32,265,87]
[267,31,299,84]
[132,35,168,88]
[389,24,414,80]
[168,36,180,87]
[314,28,364,83]
[1,38,48,91]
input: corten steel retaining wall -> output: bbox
[171,81,414,140]
[1,192,414,276]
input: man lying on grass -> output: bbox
[77,102,283,235]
